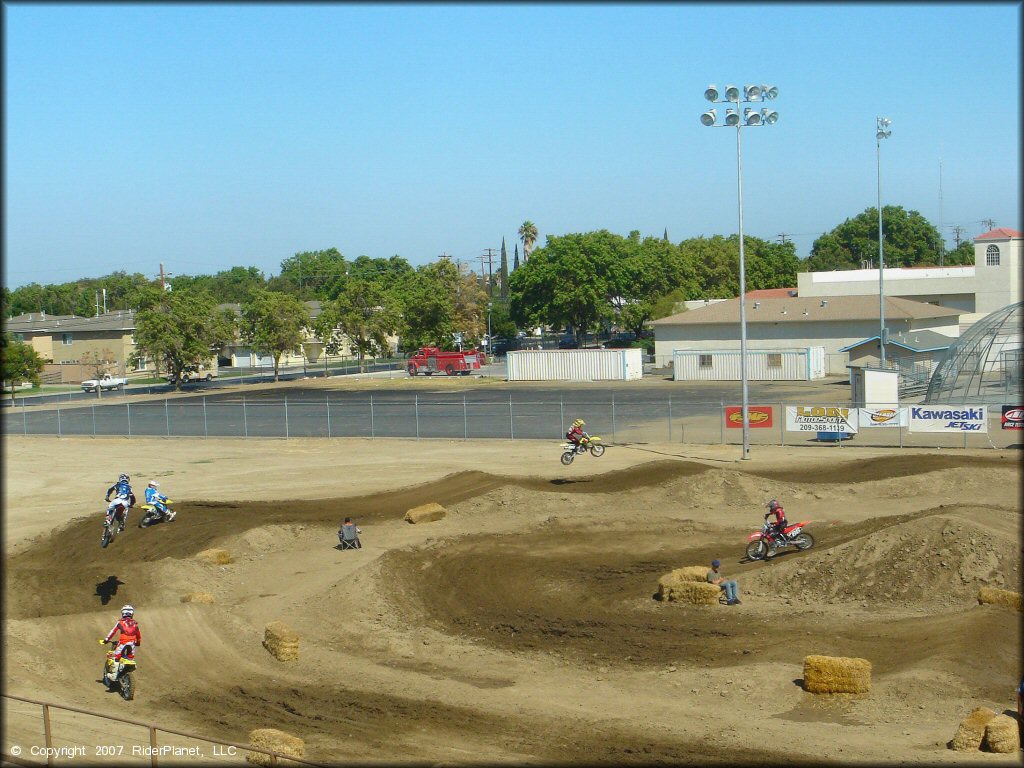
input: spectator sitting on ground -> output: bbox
[338,517,362,549]
[706,559,741,605]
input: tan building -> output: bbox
[651,295,962,376]
[5,311,143,380]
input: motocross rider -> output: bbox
[103,604,141,665]
[105,473,136,532]
[764,499,788,544]
[566,419,590,449]
[144,480,170,521]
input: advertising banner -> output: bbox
[785,406,858,434]
[857,406,908,428]
[1001,406,1024,430]
[908,405,988,433]
[725,405,773,428]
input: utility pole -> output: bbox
[776,233,790,245]
[949,225,965,250]
[979,218,996,231]
[159,263,167,293]
[482,248,496,296]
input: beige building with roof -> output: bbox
[651,295,962,375]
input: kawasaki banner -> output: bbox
[785,406,858,434]
[908,405,988,433]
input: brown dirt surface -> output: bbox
[3,435,1022,765]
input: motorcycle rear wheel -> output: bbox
[590,443,606,457]
[745,540,768,561]
[560,451,575,466]
[119,672,134,701]
[791,532,815,551]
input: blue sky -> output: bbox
[4,2,1021,288]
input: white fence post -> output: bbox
[285,395,289,438]
[242,396,248,438]
[326,393,331,438]
[203,397,208,439]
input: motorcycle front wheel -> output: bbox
[560,451,575,466]
[119,672,134,701]
[791,532,815,551]
[101,523,112,549]
[745,540,768,561]
[590,443,606,457]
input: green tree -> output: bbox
[172,266,267,304]
[518,221,539,262]
[316,279,400,370]
[272,248,349,300]
[395,260,464,350]
[499,238,509,300]
[806,206,944,271]
[240,290,311,382]
[2,334,46,395]
[134,292,236,390]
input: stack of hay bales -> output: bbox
[802,655,871,694]
[196,548,232,565]
[262,621,299,662]
[179,592,215,604]
[950,707,1020,753]
[404,502,446,524]
[977,587,1023,612]
[657,566,720,605]
[246,728,305,766]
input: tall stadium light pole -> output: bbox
[876,117,892,366]
[701,83,779,460]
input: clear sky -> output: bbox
[4,2,1021,289]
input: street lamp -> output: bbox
[487,302,493,355]
[876,116,892,367]
[701,83,779,460]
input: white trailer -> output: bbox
[672,347,826,381]
[507,348,643,381]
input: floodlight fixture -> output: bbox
[761,84,779,100]
[724,84,740,101]
[744,108,762,126]
[704,85,719,102]
[761,108,779,125]
[744,84,761,101]
[724,108,739,126]
[701,109,717,126]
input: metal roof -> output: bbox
[651,295,962,326]
[838,329,957,353]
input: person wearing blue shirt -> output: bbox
[144,480,169,520]
[104,473,136,532]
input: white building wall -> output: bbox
[797,266,976,312]
[974,237,1023,314]
[672,348,825,381]
[654,317,958,376]
[507,348,643,381]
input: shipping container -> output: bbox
[507,348,643,381]
[672,347,825,381]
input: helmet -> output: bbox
[767,499,779,511]
[121,605,134,618]
[573,419,585,427]
[148,480,158,489]
[711,559,721,568]
[119,474,130,483]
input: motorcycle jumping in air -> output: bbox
[560,435,605,465]
[745,519,815,561]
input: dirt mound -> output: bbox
[747,506,1020,608]
[745,453,1017,484]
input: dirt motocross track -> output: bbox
[3,436,1022,766]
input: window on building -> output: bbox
[986,245,1000,266]
[767,353,783,368]
[61,333,73,345]
[698,354,713,368]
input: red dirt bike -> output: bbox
[745,519,815,561]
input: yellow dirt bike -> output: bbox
[99,640,137,700]
[560,435,605,465]
[139,498,176,528]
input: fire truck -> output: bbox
[406,346,486,376]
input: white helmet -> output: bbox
[121,604,134,618]
[148,480,159,489]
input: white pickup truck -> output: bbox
[81,374,128,392]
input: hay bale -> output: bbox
[982,714,1020,753]
[262,621,299,662]
[657,566,716,600]
[246,728,305,766]
[659,580,721,605]
[180,592,215,604]
[977,587,1023,612]
[802,655,872,694]
[196,548,232,565]
[949,706,997,751]
[404,502,446,524]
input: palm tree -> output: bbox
[518,221,538,262]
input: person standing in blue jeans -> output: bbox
[707,559,741,605]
